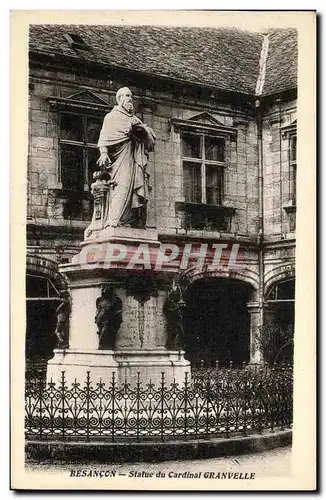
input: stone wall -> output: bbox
[27,65,297,304]
[262,99,297,240]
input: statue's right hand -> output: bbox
[97,153,111,168]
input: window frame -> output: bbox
[181,131,226,206]
[59,111,102,192]
[281,120,297,210]
[288,133,297,205]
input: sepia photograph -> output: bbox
[10,10,316,491]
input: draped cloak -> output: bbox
[97,105,156,227]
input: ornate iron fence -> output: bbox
[25,365,293,443]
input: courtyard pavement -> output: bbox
[26,445,292,479]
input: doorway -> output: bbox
[182,278,252,367]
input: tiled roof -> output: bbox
[29,24,297,97]
[263,28,298,96]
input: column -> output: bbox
[247,302,264,364]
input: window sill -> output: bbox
[283,201,297,213]
[175,201,236,215]
[50,188,93,200]
[175,202,235,232]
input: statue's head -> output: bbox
[116,87,134,114]
[102,284,115,297]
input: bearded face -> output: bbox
[120,94,134,114]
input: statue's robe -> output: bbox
[97,105,156,227]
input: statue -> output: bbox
[96,87,156,229]
[55,290,71,349]
[95,285,123,350]
[163,281,186,350]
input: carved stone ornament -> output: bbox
[55,290,71,349]
[91,172,111,222]
[163,283,186,350]
[95,285,123,350]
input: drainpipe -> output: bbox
[277,98,283,237]
[256,98,264,343]
[252,33,269,363]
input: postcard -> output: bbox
[10,9,316,491]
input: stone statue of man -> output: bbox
[163,283,186,350]
[95,285,123,350]
[97,87,156,228]
[55,290,71,349]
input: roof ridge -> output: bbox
[255,34,269,97]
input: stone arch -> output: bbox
[26,254,69,291]
[264,263,295,297]
[179,265,259,366]
[25,254,69,369]
[179,265,259,301]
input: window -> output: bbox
[182,133,225,205]
[26,275,60,299]
[59,113,102,191]
[266,278,295,302]
[289,135,297,205]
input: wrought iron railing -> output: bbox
[25,365,293,443]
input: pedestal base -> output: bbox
[114,349,190,385]
[82,225,159,246]
[47,349,118,385]
[47,348,191,386]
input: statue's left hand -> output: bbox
[97,153,112,168]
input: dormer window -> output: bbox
[64,33,89,51]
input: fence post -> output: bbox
[160,372,165,442]
[205,373,211,438]
[61,371,65,440]
[136,373,140,442]
[86,371,90,442]
[111,372,115,442]
[225,369,230,438]
[243,365,248,437]
[184,372,188,439]
[38,375,44,440]
[280,366,285,431]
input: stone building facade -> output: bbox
[26,25,297,369]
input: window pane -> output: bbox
[182,133,201,159]
[60,114,84,142]
[205,136,225,162]
[87,147,100,187]
[86,117,103,145]
[61,144,84,190]
[206,165,223,205]
[290,136,297,162]
[183,161,201,203]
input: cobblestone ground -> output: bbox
[26,445,292,479]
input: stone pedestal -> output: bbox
[47,349,118,385]
[47,226,190,387]
[47,348,190,386]
[114,349,190,385]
